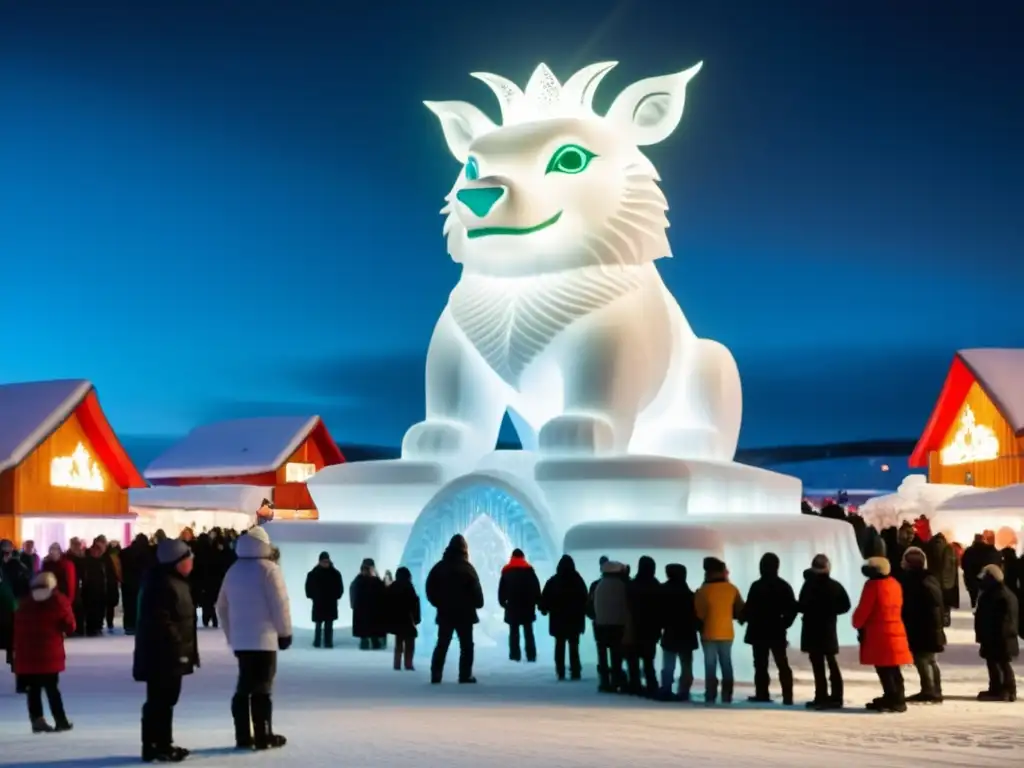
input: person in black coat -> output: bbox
[659,563,698,700]
[133,539,199,763]
[926,533,959,621]
[79,543,107,637]
[797,553,851,709]
[742,552,798,705]
[121,534,156,636]
[539,554,588,681]
[385,567,421,671]
[625,555,662,696]
[426,534,484,684]
[899,546,946,703]
[585,555,609,682]
[974,564,1019,702]
[98,538,121,633]
[65,539,87,637]
[497,548,542,663]
[350,559,386,650]
[304,552,343,649]
[962,534,1001,608]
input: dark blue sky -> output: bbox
[1,0,1021,457]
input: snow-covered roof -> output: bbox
[144,415,329,480]
[957,348,1024,434]
[130,484,273,512]
[937,483,1024,513]
[0,379,93,473]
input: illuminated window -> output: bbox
[50,442,105,491]
[284,462,316,483]
[939,405,1000,466]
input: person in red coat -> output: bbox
[42,544,77,606]
[14,571,76,733]
[853,556,912,712]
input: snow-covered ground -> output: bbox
[0,612,1020,767]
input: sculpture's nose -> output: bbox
[456,186,505,218]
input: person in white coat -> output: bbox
[216,527,292,751]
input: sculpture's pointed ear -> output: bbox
[424,100,496,163]
[605,62,702,146]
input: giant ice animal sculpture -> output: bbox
[404,61,742,465]
[268,63,863,674]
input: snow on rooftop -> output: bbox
[958,348,1024,433]
[144,415,321,480]
[0,379,92,473]
[130,484,273,512]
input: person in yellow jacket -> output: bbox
[694,557,745,704]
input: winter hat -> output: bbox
[810,554,831,574]
[598,555,609,566]
[31,571,56,590]
[246,526,271,547]
[980,563,1004,583]
[447,534,468,555]
[901,546,927,571]
[862,556,891,578]
[318,551,331,561]
[157,538,193,566]
[511,548,525,559]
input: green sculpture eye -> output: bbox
[545,144,597,175]
[465,156,480,181]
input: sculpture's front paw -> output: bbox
[401,420,467,460]
[537,414,616,457]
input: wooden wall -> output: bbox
[273,436,326,512]
[7,411,128,516]
[928,382,1024,487]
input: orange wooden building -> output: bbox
[909,349,1024,488]
[0,379,147,546]
[134,416,345,530]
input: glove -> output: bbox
[278,635,292,651]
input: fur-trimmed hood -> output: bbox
[862,556,891,579]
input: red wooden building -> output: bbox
[135,416,345,529]
[0,379,146,546]
[909,348,1024,488]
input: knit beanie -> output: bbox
[703,556,726,573]
[157,538,193,566]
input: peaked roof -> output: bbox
[144,415,344,480]
[909,348,1024,468]
[0,379,146,487]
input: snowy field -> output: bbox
[0,612,1021,767]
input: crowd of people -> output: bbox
[0,514,1020,761]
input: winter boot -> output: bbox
[313,623,322,649]
[721,679,734,704]
[231,694,253,749]
[393,646,403,671]
[704,679,718,705]
[54,719,74,733]
[659,669,674,699]
[141,745,189,763]
[251,694,286,750]
[779,666,795,706]
[31,718,54,733]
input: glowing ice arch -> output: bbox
[408,61,743,465]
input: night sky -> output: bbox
[1,1,1021,463]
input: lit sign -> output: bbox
[50,442,105,491]
[940,405,1000,466]
[284,462,316,483]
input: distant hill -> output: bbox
[120,435,914,489]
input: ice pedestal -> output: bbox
[564,515,864,683]
[268,449,863,672]
[269,460,453,630]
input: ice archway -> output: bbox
[400,473,560,645]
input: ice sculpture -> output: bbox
[406,61,741,464]
[267,62,863,666]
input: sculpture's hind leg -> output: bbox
[639,338,742,461]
